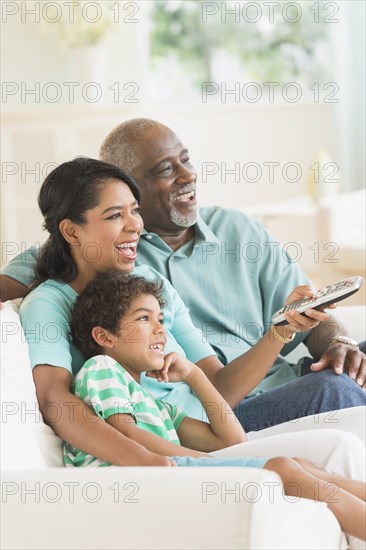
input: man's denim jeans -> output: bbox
[234,341,366,432]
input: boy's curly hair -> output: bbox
[70,270,166,359]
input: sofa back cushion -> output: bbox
[1,300,63,468]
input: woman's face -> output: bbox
[72,179,143,277]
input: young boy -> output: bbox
[66,270,365,541]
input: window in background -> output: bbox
[148,0,335,102]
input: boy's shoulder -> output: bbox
[76,355,135,385]
[78,354,124,373]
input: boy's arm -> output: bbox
[176,367,247,451]
[106,414,208,458]
[153,352,247,452]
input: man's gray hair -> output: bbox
[99,118,161,177]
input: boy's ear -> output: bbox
[59,219,80,246]
[91,326,115,349]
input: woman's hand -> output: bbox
[278,285,333,340]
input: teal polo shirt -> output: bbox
[137,207,312,397]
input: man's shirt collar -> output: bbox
[141,213,220,248]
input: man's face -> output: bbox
[132,125,198,232]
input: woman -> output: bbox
[19,158,364,480]
[20,157,171,466]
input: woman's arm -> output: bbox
[33,365,174,466]
[197,329,287,408]
[196,286,329,408]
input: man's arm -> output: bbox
[33,365,174,466]
[304,313,348,359]
[254,220,366,388]
[0,275,27,301]
[0,244,40,300]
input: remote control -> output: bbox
[271,276,364,326]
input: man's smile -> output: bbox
[170,186,197,205]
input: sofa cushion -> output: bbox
[0,300,63,468]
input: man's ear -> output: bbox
[91,326,115,349]
[59,219,80,246]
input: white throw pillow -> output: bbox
[0,300,63,468]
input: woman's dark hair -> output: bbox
[28,157,140,293]
[71,270,166,359]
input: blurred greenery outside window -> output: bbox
[148,0,335,102]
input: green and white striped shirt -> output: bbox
[63,355,186,467]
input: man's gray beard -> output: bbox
[170,205,198,228]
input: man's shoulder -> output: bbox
[198,206,266,237]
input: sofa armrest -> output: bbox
[331,305,366,343]
[1,467,346,550]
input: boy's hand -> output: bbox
[161,352,196,383]
[282,285,334,336]
[146,352,196,383]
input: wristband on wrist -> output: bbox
[271,324,296,344]
[330,335,359,347]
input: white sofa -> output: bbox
[2,300,364,550]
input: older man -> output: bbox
[99,118,366,430]
[1,118,365,432]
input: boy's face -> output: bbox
[110,294,167,376]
